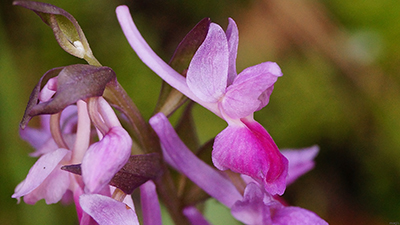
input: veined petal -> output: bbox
[272,206,328,225]
[82,126,131,194]
[212,119,288,195]
[80,194,139,225]
[221,62,282,119]
[23,163,70,204]
[281,145,319,185]
[116,5,221,117]
[226,18,239,86]
[12,148,70,202]
[187,23,229,102]
[149,113,242,207]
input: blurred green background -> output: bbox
[1,0,400,224]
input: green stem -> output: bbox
[154,165,191,225]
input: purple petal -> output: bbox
[226,18,239,86]
[231,182,272,224]
[222,62,282,119]
[82,126,131,194]
[272,206,328,225]
[12,148,70,202]
[20,126,52,155]
[140,180,162,225]
[281,145,319,185]
[212,119,288,195]
[116,5,221,117]
[187,23,229,102]
[80,194,139,225]
[183,206,211,225]
[149,113,242,207]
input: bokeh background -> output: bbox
[1,0,399,224]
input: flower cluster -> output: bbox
[12,1,328,224]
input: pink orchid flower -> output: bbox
[14,78,131,218]
[117,5,288,196]
[149,113,327,224]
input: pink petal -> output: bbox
[82,126,131,194]
[80,194,139,225]
[116,6,195,102]
[23,163,71,204]
[12,148,70,202]
[183,206,211,225]
[140,180,162,225]
[116,5,221,117]
[212,119,288,195]
[221,62,282,119]
[226,18,239,86]
[281,145,319,185]
[149,113,242,207]
[187,23,229,102]
[272,206,328,225]
[39,77,57,102]
[231,182,272,225]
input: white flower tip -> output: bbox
[73,41,85,57]
[268,62,283,77]
[116,5,129,15]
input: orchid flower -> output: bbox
[13,65,132,213]
[12,100,89,205]
[149,113,327,224]
[117,5,288,195]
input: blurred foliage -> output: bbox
[1,0,400,224]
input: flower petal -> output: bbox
[183,206,211,225]
[23,163,71,204]
[116,5,220,116]
[272,206,328,225]
[80,194,139,225]
[12,148,70,202]
[212,119,288,195]
[187,23,229,102]
[140,180,162,225]
[221,62,282,119]
[231,182,272,225]
[226,18,239,86]
[281,145,319,185]
[149,113,242,207]
[82,126,131,194]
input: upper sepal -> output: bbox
[13,1,94,60]
[154,18,210,116]
[20,64,116,128]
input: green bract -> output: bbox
[13,1,98,64]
